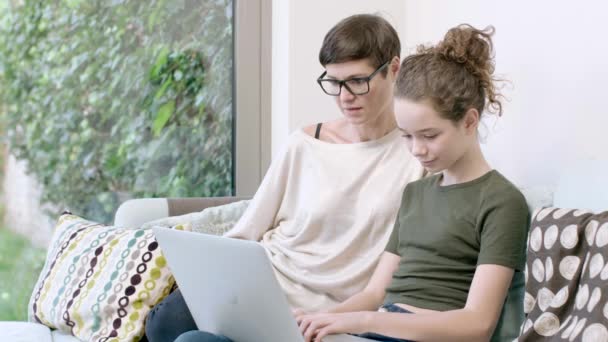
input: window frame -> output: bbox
[233,0,272,197]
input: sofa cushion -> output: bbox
[518,207,608,341]
[52,329,83,342]
[519,185,554,213]
[28,214,187,341]
[141,199,250,235]
[0,322,53,342]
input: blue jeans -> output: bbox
[146,290,413,342]
[146,289,198,342]
[353,303,414,342]
[174,331,233,342]
[172,304,414,342]
[145,289,233,342]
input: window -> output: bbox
[0,0,269,320]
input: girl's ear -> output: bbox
[463,108,480,133]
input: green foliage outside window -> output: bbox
[0,226,47,321]
[0,0,234,223]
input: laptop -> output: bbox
[153,227,373,342]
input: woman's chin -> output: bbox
[342,108,365,119]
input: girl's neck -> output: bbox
[440,143,491,186]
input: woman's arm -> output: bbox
[223,140,293,241]
[307,264,514,342]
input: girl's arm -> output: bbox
[296,252,399,335]
[308,264,514,342]
[364,264,513,341]
[326,252,400,313]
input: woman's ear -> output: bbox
[390,56,400,78]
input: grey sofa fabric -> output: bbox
[167,196,249,216]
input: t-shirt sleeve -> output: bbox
[385,183,413,255]
[477,190,530,271]
[385,214,401,255]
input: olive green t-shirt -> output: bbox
[384,170,529,311]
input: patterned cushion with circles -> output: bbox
[517,207,608,341]
[27,213,189,342]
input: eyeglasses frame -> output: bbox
[316,61,390,96]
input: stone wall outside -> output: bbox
[2,153,55,248]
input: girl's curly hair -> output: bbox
[396,24,504,121]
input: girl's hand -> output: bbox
[297,312,372,342]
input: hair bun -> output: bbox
[404,24,503,117]
[433,24,495,76]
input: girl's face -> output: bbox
[323,58,397,126]
[394,98,475,173]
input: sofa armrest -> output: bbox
[114,198,168,227]
[114,197,248,227]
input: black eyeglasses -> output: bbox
[317,61,390,96]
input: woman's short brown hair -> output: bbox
[319,14,400,74]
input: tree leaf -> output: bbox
[152,100,175,137]
[150,46,169,81]
[154,79,172,101]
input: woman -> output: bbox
[145,14,424,342]
[297,24,529,342]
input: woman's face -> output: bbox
[394,98,474,173]
[323,59,397,126]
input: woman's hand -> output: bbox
[297,312,372,342]
[292,308,309,323]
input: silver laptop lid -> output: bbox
[153,228,304,342]
[154,228,373,342]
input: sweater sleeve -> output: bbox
[223,136,293,241]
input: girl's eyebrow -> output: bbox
[398,127,436,134]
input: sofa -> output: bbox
[1,160,606,341]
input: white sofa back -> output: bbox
[553,159,608,212]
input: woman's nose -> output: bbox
[339,85,356,101]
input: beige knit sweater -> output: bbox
[224,129,424,311]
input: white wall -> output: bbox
[273,0,608,189]
[271,0,407,156]
[402,0,608,189]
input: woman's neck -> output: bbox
[440,143,491,186]
[339,114,397,143]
